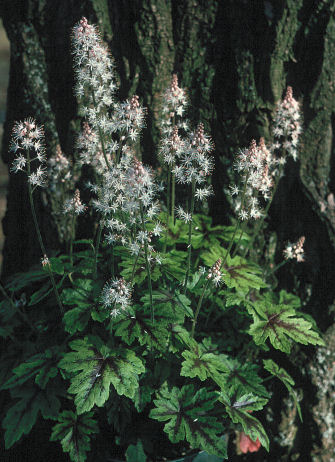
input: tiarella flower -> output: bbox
[176,205,192,223]
[174,123,214,186]
[101,278,132,317]
[159,125,185,166]
[230,138,276,221]
[48,145,74,196]
[273,86,302,161]
[207,258,222,286]
[41,255,50,267]
[28,165,47,187]
[283,236,305,262]
[64,189,87,215]
[112,95,146,141]
[162,74,188,122]
[72,17,116,120]
[10,118,47,187]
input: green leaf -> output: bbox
[113,306,169,350]
[119,253,162,284]
[28,282,53,306]
[2,348,60,390]
[216,357,269,397]
[64,307,91,334]
[160,250,187,282]
[141,289,193,321]
[201,248,266,293]
[263,359,302,421]
[3,385,61,449]
[125,439,147,462]
[7,268,49,291]
[50,410,98,462]
[62,279,103,333]
[59,337,145,414]
[150,384,227,458]
[180,341,227,383]
[159,217,189,246]
[249,300,325,353]
[61,279,99,308]
[220,392,269,451]
[47,257,64,275]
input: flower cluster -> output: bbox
[273,86,302,161]
[90,153,161,262]
[101,277,132,317]
[48,145,73,191]
[72,17,116,115]
[283,236,305,262]
[10,118,47,188]
[72,18,146,173]
[207,258,222,286]
[161,74,188,132]
[175,123,213,193]
[112,95,146,142]
[64,189,86,215]
[230,138,276,220]
[159,125,184,166]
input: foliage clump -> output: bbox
[0,17,324,462]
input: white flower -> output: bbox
[101,278,132,315]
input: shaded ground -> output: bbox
[0,19,9,270]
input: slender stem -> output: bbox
[0,281,37,333]
[191,279,210,338]
[130,252,140,285]
[69,213,76,267]
[163,168,171,253]
[94,222,103,278]
[110,245,115,278]
[88,65,111,170]
[223,169,249,263]
[115,137,126,164]
[232,226,244,258]
[171,170,176,224]
[26,152,64,314]
[222,220,240,268]
[271,259,288,274]
[182,179,196,293]
[243,164,284,258]
[140,204,154,322]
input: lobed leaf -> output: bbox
[263,359,302,420]
[2,348,61,390]
[150,384,227,458]
[59,337,145,414]
[220,392,269,451]
[3,385,61,449]
[50,410,98,462]
[249,300,325,353]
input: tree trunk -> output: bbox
[1,0,335,460]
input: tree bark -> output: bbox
[1,0,335,460]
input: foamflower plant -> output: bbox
[0,17,325,462]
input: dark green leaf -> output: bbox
[3,385,61,449]
[220,392,269,450]
[59,337,145,414]
[249,300,325,353]
[125,439,146,462]
[2,348,61,390]
[263,359,302,420]
[150,384,227,458]
[50,410,98,462]
[113,306,169,350]
[201,248,266,293]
